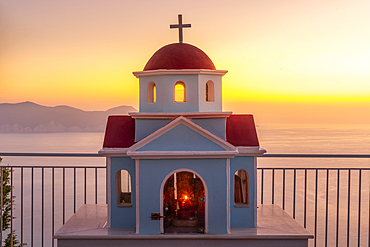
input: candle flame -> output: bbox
[184,195,188,200]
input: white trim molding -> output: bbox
[98,148,129,157]
[129,111,232,119]
[133,69,228,78]
[236,147,266,156]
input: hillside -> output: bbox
[0,102,136,132]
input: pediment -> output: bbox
[127,116,237,159]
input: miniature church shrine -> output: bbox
[55,15,313,247]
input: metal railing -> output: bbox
[0,153,369,247]
[259,154,370,247]
[0,153,106,247]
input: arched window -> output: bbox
[234,169,249,207]
[174,81,186,102]
[116,169,132,207]
[206,80,214,102]
[148,81,156,103]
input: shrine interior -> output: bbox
[163,172,205,233]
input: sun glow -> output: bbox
[1,0,369,121]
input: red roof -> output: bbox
[226,114,259,146]
[103,114,259,148]
[103,116,135,148]
[143,43,216,71]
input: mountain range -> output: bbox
[0,102,136,133]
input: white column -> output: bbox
[226,158,231,233]
[106,157,111,227]
[135,159,140,234]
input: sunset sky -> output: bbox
[1,0,369,125]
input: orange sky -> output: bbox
[1,0,369,125]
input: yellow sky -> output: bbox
[1,0,369,124]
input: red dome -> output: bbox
[143,43,216,71]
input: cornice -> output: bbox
[133,69,228,78]
[236,147,267,156]
[98,148,129,157]
[129,111,232,119]
[98,147,266,157]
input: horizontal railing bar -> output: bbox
[256,167,370,170]
[0,165,106,168]
[1,152,369,158]
[261,154,370,158]
[1,165,368,170]
[0,152,103,157]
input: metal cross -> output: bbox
[170,14,191,43]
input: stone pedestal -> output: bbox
[54,204,313,247]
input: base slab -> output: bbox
[54,204,313,247]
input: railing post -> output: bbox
[336,169,340,247]
[357,170,361,247]
[261,169,264,204]
[52,168,55,247]
[271,169,275,204]
[42,167,44,247]
[31,167,34,247]
[74,168,76,214]
[325,169,329,247]
[314,169,318,247]
[84,168,87,204]
[21,167,24,247]
[304,169,307,228]
[95,168,98,204]
[63,167,65,224]
[11,167,13,247]
[0,166,3,246]
[293,169,296,219]
[282,169,285,210]
[347,170,351,247]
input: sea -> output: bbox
[1,123,370,166]
[0,123,369,247]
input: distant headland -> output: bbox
[0,102,136,133]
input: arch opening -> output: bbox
[162,171,205,233]
[148,81,156,103]
[116,169,132,207]
[234,169,249,207]
[206,80,214,102]
[174,81,186,102]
